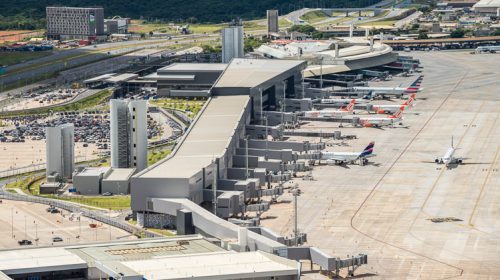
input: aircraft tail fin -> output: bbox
[360,142,375,157]
[405,75,423,93]
[342,99,356,112]
[392,106,405,119]
[403,94,416,106]
[363,91,374,99]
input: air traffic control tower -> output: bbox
[131,59,307,226]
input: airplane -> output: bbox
[320,97,369,105]
[435,137,465,168]
[353,75,424,99]
[372,93,416,114]
[321,142,375,166]
[304,99,356,118]
[356,106,405,127]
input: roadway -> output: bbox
[261,51,500,278]
[0,34,217,90]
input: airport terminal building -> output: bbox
[131,59,308,222]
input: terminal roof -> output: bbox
[158,63,227,73]
[121,251,298,280]
[138,95,250,178]
[213,58,306,88]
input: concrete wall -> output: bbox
[73,174,102,195]
[241,139,307,153]
[236,148,294,162]
[101,178,129,194]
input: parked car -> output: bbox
[102,192,113,196]
[18,239,32,245]
[46,206,59,213]
[52,237,63,242]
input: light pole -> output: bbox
[11,208,14,238]
[24,215,27,240]
[213,159,218,215]
[259,88,263,124]
[289,184,301,246]
[281,81,286,126]
[245,137,249,179]
[319,57,324,89]
[265,117,269,160]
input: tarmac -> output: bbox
[0,200,136,249]
[261,51,500,279]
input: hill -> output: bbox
[0,0,380,30]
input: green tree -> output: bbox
[418,6,431,14]
[492,29,500,36]
[418,30,428,39]
[312,31,325,39]
[450,29,465,38]
[244,36,269,52]
[289,25,316,34]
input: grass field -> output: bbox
[150,98,206,119]
[148,148,172,165]
[279,18,293,28]
[4,175,44,194]
[300,10,329,24]
[128,21,224,34]
[359,20,396,28]
[43,195,131,210]
[129,19,293,35]
[0,51,52,66]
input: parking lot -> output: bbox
[0,88,84,112]
[261,51,500,279]
[0,200,136,249]
[0,107,174,173]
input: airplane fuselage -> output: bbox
[321,98,367,105]
[304,110,351,118]
[442,147,456,165]
[372,104,410,113]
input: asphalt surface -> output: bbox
[261,51,500,279]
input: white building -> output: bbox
[473,0,500,15]
[222,25,244,63]
[110,99,148,172]
[46,123,74,180]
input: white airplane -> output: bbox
[435,137,465,168]
[356,106,405,127]
[321,142,375,166]
[372,93,416,114]
[304,99,356,118]
[353,75,424,99]
[320,98,368,105]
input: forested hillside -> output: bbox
[0,0,380,30]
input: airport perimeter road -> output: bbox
[0,35,216,89]
[261,51,500,279]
